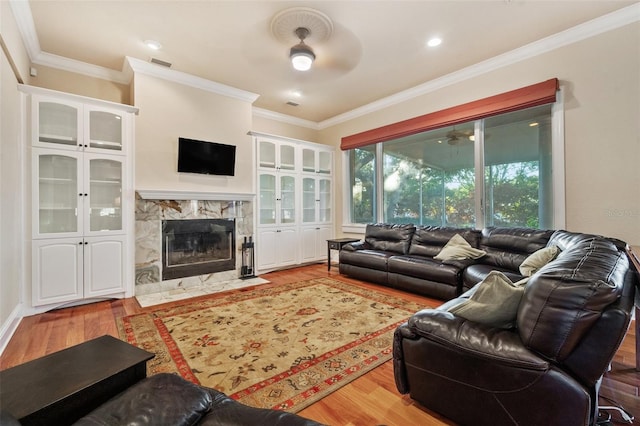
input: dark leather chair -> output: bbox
[72,373,324,426]
[393,231,637,426]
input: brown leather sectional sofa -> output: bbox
[339,223,554,300]
[339,223,637,425]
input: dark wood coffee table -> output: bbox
[0,335,154,425]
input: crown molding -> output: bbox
[318,2,640,129]
[9,1,639,129]
[125,57,259,103]
[252,107,319,130]
[34,51,131,84]
[18,83,139,113]
[8,0,40,60]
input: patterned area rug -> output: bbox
[118,277,425,412]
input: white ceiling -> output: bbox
[16,1,638,123]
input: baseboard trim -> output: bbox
[0,304,23,356]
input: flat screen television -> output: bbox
[177,137,236,176]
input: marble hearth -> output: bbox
[135,192,253,296]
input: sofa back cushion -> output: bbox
[409,226,481,258]
[517,233,627,363]
[479,227,554,272]
[365,223,416,254]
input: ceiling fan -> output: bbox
[265,7,362,76]
[445,129,474,145]
[444,128,489,145]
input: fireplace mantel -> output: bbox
[137,189,255,201]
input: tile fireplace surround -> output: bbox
[134,192,253,296]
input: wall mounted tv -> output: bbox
[177,137,236,176]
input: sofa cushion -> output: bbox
[448,271,525,329]
[519,245,560,276]
[388,255,462,285]
[364,223,416,254]
[518,236,628,362]
[338,249,394,271]
[463,264,525,289]
[479,227,554,272]
[434,234,486,261]
[73,373,213,426]
[408,226,480,258]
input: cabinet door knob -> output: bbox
[84,241,88,245]
[78,241,83,245]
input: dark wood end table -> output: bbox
[0,335,154,426]
[327,238,360,271]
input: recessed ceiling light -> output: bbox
[427,37,442,47]
[144,40,162,50]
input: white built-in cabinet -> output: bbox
[21,85,137,308]
[253,133,334,272]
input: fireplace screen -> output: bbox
[162,219,235,280]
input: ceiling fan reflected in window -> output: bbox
[446,129,474,145]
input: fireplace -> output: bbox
[162,218,236,280]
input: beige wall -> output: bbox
[133,73,255,194]
[251,114,319,143]
[1,1,28,342]
[320,22,640,245]
[29,64,130,105]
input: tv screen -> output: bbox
[177,137,236,176]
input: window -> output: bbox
[346,104,559,229]
[483,106,553,228]
[349,145,376,224]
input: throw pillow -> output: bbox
[448,271,525,329]
[434,234,486,261]
[519,245,560,277]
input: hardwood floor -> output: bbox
[1,264,637,425]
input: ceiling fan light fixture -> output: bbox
[290,45,315,71]
[290,27,315,71]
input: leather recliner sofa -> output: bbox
[393,230,637,426]
[77,373,323,426]
[1,373,324,426]
[339,223,552,300]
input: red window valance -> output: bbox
[340,78,559,151]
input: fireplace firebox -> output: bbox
[162,219,235,280]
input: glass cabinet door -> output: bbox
[302,148,316,173]
[280,175,296,224]
[35,98,82,149]
[88,109,123,152]
[34,150,81,236]
[319,178,332,222]
[279,144,296,171]
[87,156,123,233]
[302,177,317,223]
[259,141,276,169]
[259,173,276,224]
[318,151,332,175]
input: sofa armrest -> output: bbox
[73,373,213,426]
[341,241,370,251]
[406,308,547,369]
